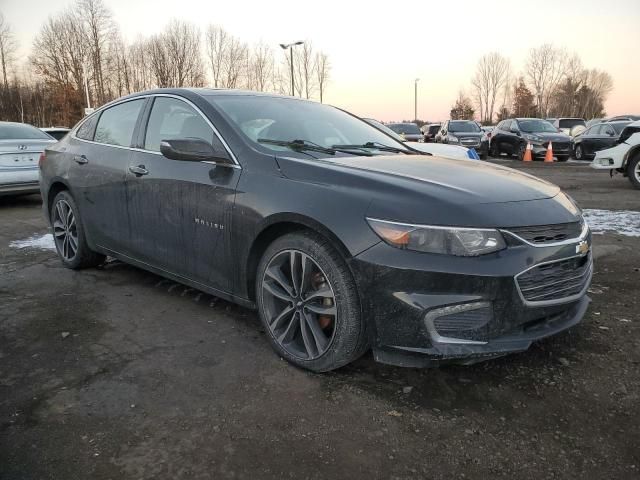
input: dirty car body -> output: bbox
[40,89,592,370]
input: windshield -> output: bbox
[0,123,53,140]
[387,123,421,135]
[208,96,408,156]
[518,119,558,133]
[449,121,480,133]
[363,118,406,143]
[427,125,440,134]
[611,122,631,134]
[558,118,585,129]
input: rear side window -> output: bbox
[76,114,99,140]
[144,97,219,152]
[94,99,144,147]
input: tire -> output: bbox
[516,143,526,161]
[489,142,500,158]
[256,231,368,372]
[557,156,569,162]
[480,145,488,160]
[627,153,640,190]
[50,190,105,269]
[574,144,584,160]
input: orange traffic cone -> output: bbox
[523,142,533,162]
[544,142,554,163]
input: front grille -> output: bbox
[516,253,592,303]
[506,222,582,244]
[545,141,570,152]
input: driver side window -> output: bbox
[144,97,226,155]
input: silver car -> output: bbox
[1,122,56,195]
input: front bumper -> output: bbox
[350,234,592,367]
[530,143,571,158]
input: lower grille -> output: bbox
[516,253,592,303]
[505,222,583,244]
[433,306,492,341]
[545,141,569,152]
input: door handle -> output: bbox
[74,155,88,164]
[129,165,149,176]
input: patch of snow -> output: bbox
[9,233,56,251]
[582,209,640,237]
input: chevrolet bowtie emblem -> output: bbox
[576,240,589,255]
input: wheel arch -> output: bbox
[623,144,640,169]
[46,179,72,221]
[244,214,352,302]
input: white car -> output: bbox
[363,118,478,160]
[1,122,56,195]
[591,120,640,189]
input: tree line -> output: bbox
[450,44,613,123]
[0,0,331,127]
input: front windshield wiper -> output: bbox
[331,142,417,155]
[258,138,336,155]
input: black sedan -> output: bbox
[572,121,630,160]
[40,89,592,372]
[491,118,572,161]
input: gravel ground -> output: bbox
[1,159,639,479]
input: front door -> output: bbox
[125,96,241,293]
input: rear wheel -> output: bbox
[256,231,368,372]
[50,191,105,269]
[489,141,500,158]
[627,154,640,190]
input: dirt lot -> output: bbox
[1,160,639,480]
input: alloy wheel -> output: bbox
[575,145,583,160]
[53,199,78,261]
[634,161,640,184]
[261,249,337,360]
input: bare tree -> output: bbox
[0,13,17,89]
[249,42,274,92]
[296,42,315,99]
[222,35,247,89]
[315,51,330,103]
[205,25,228,88]
[77,0,115,104]
[525,44,569,117]
[146,20,204,88]
[471,52,510,124]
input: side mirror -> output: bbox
[160,138,232,164]
[510,128,520,136]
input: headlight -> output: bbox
[447,135,459,143]
[366,218,506,256]
[523,133,543,143]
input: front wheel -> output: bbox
[50,191,105,269]
[627,154,640,190]
[516,143,526,161]
[489,142,500,158]
[574,144,584,160]
[256,231,368,372]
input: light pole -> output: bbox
[414,78,420,122]
[280,41,304,97]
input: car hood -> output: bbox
[276,154,578,228]
[405,142,470,160]
[327,154,559,203]
[525,132,570,142]
[451,132,483,139]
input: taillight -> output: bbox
[38,152,46,168]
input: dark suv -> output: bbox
[491,118,571,161]
[421,123,441,143]
[435,120,488,158]
[386,122,424,142]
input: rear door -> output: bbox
[67,98,147,254]
[125,95,242,293]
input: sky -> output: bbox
[2,0,640,121]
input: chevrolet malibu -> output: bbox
[40,89,593,372]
